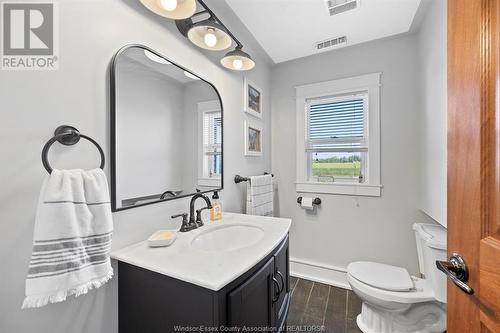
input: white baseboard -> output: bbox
[290,257,351,290]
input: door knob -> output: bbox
[436,253,474,295]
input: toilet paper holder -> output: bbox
[297,197,321,206]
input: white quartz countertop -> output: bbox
[111,213,291,291]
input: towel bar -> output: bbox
[234,172,274,184]
[41,125,105,174]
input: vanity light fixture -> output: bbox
[139,0,196,20]
[187,19,232,51]
[144,49,171,65]
[175,0,255,71]
[183,71,200,80]
[221,46,255,71]
[142,0,255,71]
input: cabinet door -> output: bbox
[273,236,290,330]
[228,257,275,329]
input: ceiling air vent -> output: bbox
[315,36,347,52]
[325,0,359,16]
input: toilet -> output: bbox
[347,223,447,333]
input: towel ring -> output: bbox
[41,125,105,174]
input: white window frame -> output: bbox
[306,92,369,183]
[295,73,382,197]
[197,100,222,188]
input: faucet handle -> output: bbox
[171,213,193,232]
[196,206,210,214]
[195,206,210,227]
[171,213,188,220]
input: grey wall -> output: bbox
[0,0,271,332]
[271,34,436,286]
[417,0,447,227]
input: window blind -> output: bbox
[203,111,222,155]
[307,94,367,152]
[203,111,222,177]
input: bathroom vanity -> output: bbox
[111,213,291,333]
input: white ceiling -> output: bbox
[225,0,422,63]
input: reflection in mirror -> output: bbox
[111,45,223,211]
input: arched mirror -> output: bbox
[110,45,223,211]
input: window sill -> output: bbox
[198,178,221,187]
[295,181,382,197]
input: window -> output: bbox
[197,100,222,187]
[296,73,382,196]
[202,111,222,178]
[307,93,367,183]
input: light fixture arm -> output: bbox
[196,0,243,49]
[190,9,208,20]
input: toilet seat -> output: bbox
[347,262,414,291]
[347,262,437,304]
[347,273,436,304]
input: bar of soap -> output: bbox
[153,231,174,240]
[148,230,177,247]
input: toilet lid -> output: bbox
[347,262,414,291]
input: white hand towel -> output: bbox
[246,174,273,216]
[23,168,114,309]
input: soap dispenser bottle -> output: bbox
[210,191,222,221]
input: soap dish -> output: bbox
[148,230,177,248]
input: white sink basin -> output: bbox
[191,224,264,252]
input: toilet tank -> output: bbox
[413,223,447,303]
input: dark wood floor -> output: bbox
[288,277,362,333]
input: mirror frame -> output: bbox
[109,44,224,212]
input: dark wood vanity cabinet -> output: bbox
[118,235,289,333]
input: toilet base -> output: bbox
[355,301,446,333]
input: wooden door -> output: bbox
[448,0,500,332]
